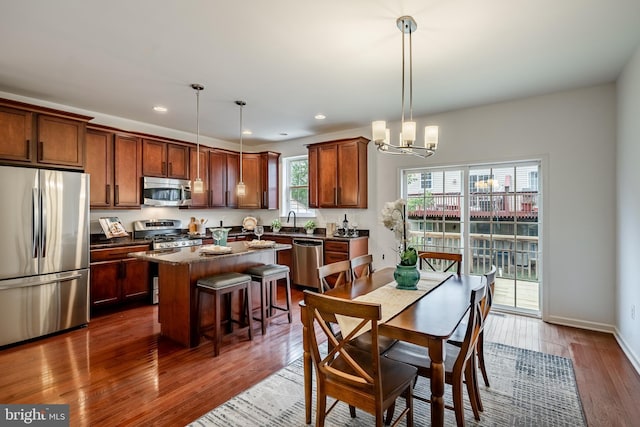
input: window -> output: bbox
[282,156,314,217]
[420,172,432,190]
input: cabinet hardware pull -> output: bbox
[115,185,120,205]
[26,139,30,159]
[106,184,111,205]
[334,187,337,205]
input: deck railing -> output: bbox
[407,230,539,281]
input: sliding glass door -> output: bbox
[404,161,541,315]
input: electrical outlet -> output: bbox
[632,305,636,320]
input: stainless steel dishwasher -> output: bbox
[292,238,324,291]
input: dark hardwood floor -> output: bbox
[1,286,639,426]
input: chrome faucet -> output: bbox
[287,210,297,231]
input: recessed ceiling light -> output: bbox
[314,114,326,120]
[242,130,252,135]
[153,106,168,113]
[279,132,288,136]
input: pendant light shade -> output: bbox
[235,100,246,197]
[191,83,204,194]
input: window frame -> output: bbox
[281,155,315,218]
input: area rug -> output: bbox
[188,342,586,426]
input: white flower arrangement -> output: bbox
[381,198,417,266]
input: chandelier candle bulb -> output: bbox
[372,121,387,142]
[425,125,439,150]
[402,121,416,145]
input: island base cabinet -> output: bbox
[156,248,276,347]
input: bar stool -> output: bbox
[245,264,292,335]
[196,272,253,357]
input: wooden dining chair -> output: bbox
[447,265,497,412]
[350,254,375,281]
[383,280,487,426]
[302,290,417,427]
[317,260,352,292]
[418,251,462,275]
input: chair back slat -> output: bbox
[454,281,487,373]
[317,260,352,292]
[350,254,374,281]
[418,251,462,275]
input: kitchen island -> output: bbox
[128,241,291,347]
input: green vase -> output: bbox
[394,264,420,290]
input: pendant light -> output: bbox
[372,16,439,159]
[191,83,204,193]
[235,100,247,197]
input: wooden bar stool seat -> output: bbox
[245,264,292,335]
[196,272,253,357]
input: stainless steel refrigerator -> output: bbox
[0,165,89,347]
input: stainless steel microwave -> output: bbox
[142,177,192,206]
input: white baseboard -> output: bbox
[545,315,616,334]
[614,329,640,376]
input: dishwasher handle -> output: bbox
[293,239,323,247]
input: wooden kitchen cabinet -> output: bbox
[261,151,280,209]
[270,235,293,271]
[0,99,90,170]
[142,138,189,179]
[322,237,369,286]
[238,153,262,208]
[86,127,141,208]
[238,151,280,209]
[90,244,151,310]
[209,149,239,208]
[307,137,369,208]
[189,146,209,208]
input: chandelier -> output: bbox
[372,16,439,159]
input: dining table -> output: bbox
[301,266,484,426]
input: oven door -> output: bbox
[142,177,192,206]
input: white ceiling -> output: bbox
[1,0,639,146]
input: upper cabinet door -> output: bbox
[261,151,280,209]
[141,139,167,177]
[337,139,367,208]
[226,152,239,208]
[167,143,189,179]
[86,129,113,208]
[113,134,141,208]
[318,145,338,208]
[0,106,34,163]
[238,153,261,209]
[37,115,85,169]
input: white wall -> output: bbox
[277,84,618,332]
[616,45,640,372]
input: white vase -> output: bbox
[306,228,314,235]
[272,227,281,233]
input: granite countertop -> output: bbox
[128,241,291,266]
[90,228,368,249]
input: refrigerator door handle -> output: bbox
[40,188,46,258]
[32,188,39,258]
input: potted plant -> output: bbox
[303,220,316,235]
[381,198,420,289]
[271,218,282,233]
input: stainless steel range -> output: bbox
[133,219,202,249]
